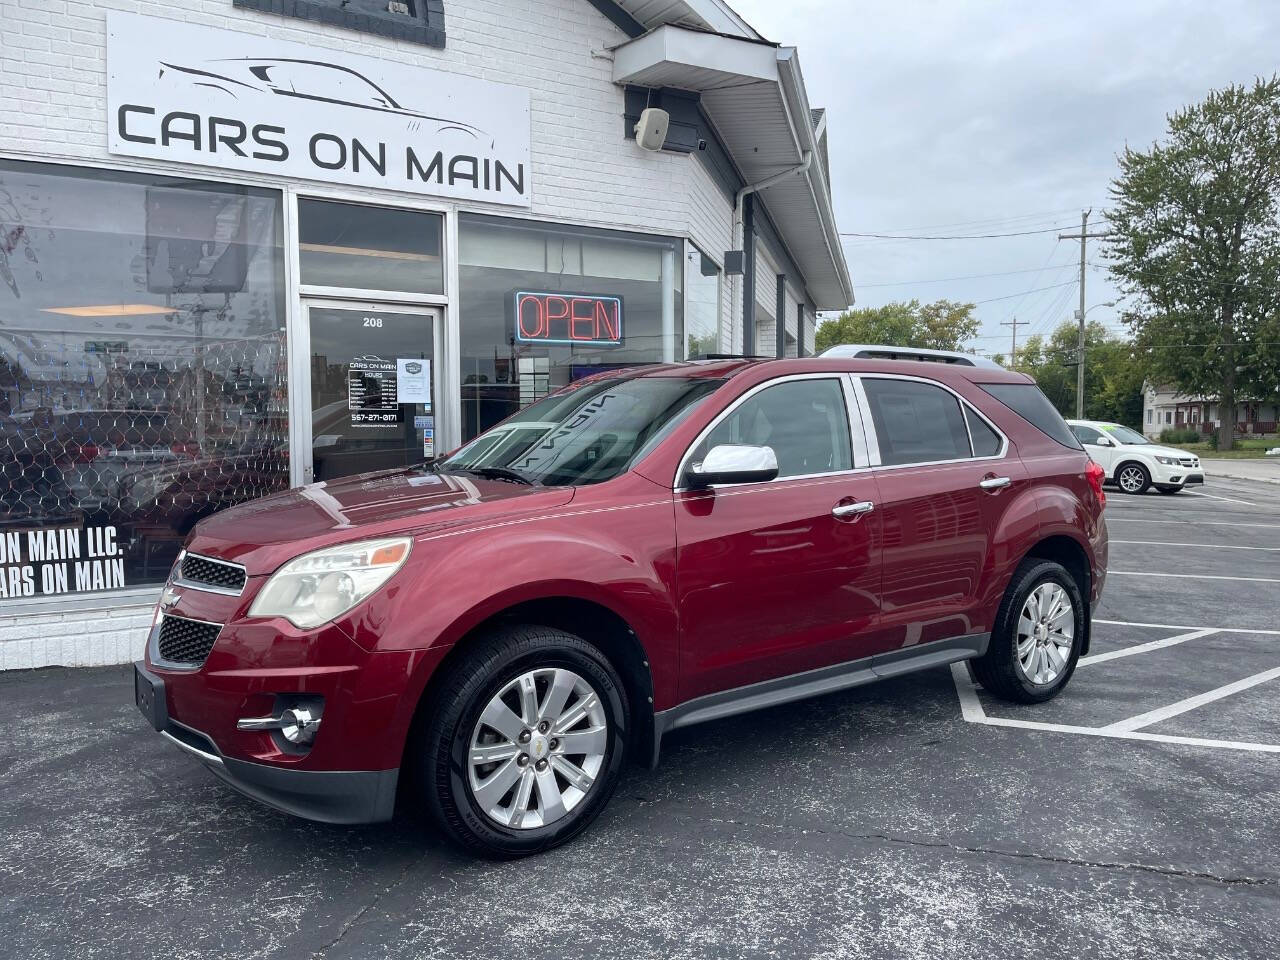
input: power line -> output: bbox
[840,224,1078,241]
[972,280,1077,305]
[849,207,1095,234]
[855,262,1078,288]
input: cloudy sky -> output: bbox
[730,0,1280,356]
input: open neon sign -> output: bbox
[514,291,624,348]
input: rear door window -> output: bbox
[862,378,971,466]
[981,383,1082,449]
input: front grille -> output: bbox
[179,553,247,593]
[1180,457,1200,468]
[157,615,222,666]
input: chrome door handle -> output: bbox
[832,500,875,518]
[979,476,1011,491]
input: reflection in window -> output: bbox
[298,199,443,294]
[0,160,287,596]
[864,378,971,465]
[694,378,852,479]
[685,247,720,358]
[458,215,683,441]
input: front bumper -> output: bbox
[135,661,398,824]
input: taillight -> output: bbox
[1085,460,1106,507]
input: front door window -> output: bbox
[307,304,436,482]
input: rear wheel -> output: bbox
[415,625,629,858]
[1116,462,1151,495]
[971,559,1085,704]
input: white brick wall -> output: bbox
[0,0,745,669]
[0,599,154,670]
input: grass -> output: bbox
[1179,437,1277,459]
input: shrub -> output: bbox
[1159,428,1201,444]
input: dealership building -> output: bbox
[0,0,852,668]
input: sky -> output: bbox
[728,0,1280,358]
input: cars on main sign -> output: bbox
[135,353,1108,857]
[1067,419,1205,495]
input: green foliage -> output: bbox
[1159,427,1202,444]
[1106,76,1280,451]
[814,299,979,354]
[1010,321,1145,427]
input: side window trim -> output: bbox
[851,373,1009,469]
[674,373,862,490]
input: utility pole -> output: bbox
[1001,315,1022,365]
[1059,210,1112,418]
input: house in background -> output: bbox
[1142,383,1280,438]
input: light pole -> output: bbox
[1072,301,1116,418]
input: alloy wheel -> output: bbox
[467,668,608,830]
[1016,582,1075,685]
[1118,466,1146,493]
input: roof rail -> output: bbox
[818,344,1004,369]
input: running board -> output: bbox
[648,633,989,765]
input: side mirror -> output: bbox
[1095,436,1116,447]
[687,444,779,488]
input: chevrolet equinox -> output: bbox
[135,356,1108,857]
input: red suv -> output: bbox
[134,356,1107,856]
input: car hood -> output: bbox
[1127,444,1196,460]
[188,468,575,573]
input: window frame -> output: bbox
[852,373,1008,470]
[674,373,869,491]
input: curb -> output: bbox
[1200,462,1280,486]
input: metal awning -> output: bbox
[612,24,853,309]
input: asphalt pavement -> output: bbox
[1,475,1278,960]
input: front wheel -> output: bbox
[415,625,629,858]
[971,559,1085,704]
[1116,462,1151,495]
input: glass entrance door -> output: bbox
[304,302,438,483]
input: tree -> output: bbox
[1011,321,1145,426]
[1106,76,1280,450]
[814,299,978,354]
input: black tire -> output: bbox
[1157,485,1184,495]
[1115,461,1151,495]
[970,559,1086,704]
[414,624,629,858]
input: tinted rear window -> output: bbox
[980,383,1081,450]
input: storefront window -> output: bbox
[685,246,721,358]
[458,215,682,440]
[0,161,287,600]
[298,199,443,295]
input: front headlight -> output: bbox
[248,537,412,629]
[1155,456,1177,465]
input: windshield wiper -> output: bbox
[460,466,539,486]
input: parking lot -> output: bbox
[2,475,1278,960]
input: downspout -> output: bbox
[734,152,813,224]
[734,152,812,353]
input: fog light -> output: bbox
[280,707,321,745]
[237,701,323,746]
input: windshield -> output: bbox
[1101,423,1150,445]
[438,376,723,486]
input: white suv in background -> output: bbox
[1067,419,1205,495]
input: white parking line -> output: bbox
[1183,490,1257,506]
[1103,666,1280,733]
[1109,571,1280,584]
[1094,618,1280,636]
[949,663,1280,754]
[1109,540,1280,552]
[1106,518,1280,529]
[1079,629,1219,667]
